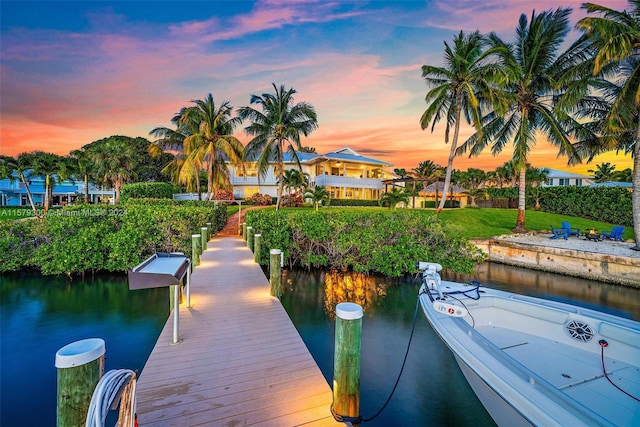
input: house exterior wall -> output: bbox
[542,169,593,187]
[0,176,115,206]
[228,148,392,200]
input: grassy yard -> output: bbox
[317,207,634,241]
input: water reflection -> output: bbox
[280,263,640,426]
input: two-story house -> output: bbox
[229,147,393,200]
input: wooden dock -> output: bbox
[136,236,338,426]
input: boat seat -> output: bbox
[491,297,569,324]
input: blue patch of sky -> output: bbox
[1,1,253,31]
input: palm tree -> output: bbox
[575,0,640,248]
[238,83,318,210]
[458,8,581,233]
[150,109,205,199]
[587,162,617,182]
[69,148,96,203]
[611,168,633,182]
[379,187,410,210]
[1,153,41,217]
[304,185,330,212]
[421,30,503,215]
[29,151,70,215]
[458,168,487,207]
[526,167,550,210]
[90,137,136,204]
[180,94,245,200]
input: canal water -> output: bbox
[1,264,639,426]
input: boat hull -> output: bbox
[418,277,640,427]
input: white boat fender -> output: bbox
[433,301,467,317]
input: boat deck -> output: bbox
[478,325,640,425]
[135,236,338,426]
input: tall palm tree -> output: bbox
[150,108,205,199]
[575,0,640,248]
[238,83,318,210]
[458,8,581,233]
[69,148,95,203]
[181,94,245,200]
[421,30,503,214]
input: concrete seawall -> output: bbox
[472,236,640,288]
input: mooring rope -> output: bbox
[85,369,137,427]
[359,295,422,423]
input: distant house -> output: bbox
[227,147,393,200]
[542,169,593,187]
[0,172,115,206]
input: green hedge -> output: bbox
[0,201,227,275]
[484,187,632,226]
[245,209,486,277]
[120,182,177,202]
[329,199,380,207]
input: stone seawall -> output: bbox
[472,237,640,288]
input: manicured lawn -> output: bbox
[437,208,635,240]
[313,206,634,241]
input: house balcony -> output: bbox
[314,175,382,190]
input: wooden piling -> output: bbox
[206,222,212,238]
[55,338,105,427]
[332,302,363,425]
[269,249,282,297]
[192,234,201,266]
[242,222,247,240]
[254,234,262,263]
[201,227,208,251]
[247,226,254,249]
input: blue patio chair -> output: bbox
[601,226,625,242]
[561,221,580,238]
[550,224,568,240]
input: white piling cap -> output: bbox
[55,338,105,368]
[192,234,201,238]
[270,249,281,255]
[336,302,363,320]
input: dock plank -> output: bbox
[136,236,339,426]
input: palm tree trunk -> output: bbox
[631,116,640,250]
[84,174,90,203]
[44,174,51,216]
[276,140,284,210]
[513,168,527,233]
[20,174,40,218]
[437,99,462,214]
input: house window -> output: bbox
[243,188,259,198]
[546,179,554,186]
[576,179,582,186]
[559,179,569,186]
[237,163,258,177]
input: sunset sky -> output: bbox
[0,0,633,175]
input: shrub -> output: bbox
[280,194,303,208]
[2,201,227,276]
[245,209,486,277]
[213,189,234,200]
[250,193,273,206]
[120,182,176,202]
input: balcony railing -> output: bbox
[314,175,382,189]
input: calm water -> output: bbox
[1,264,639,427]
[0,272,168,427]
[280,263,640,427]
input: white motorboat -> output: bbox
[417,262,640,427]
